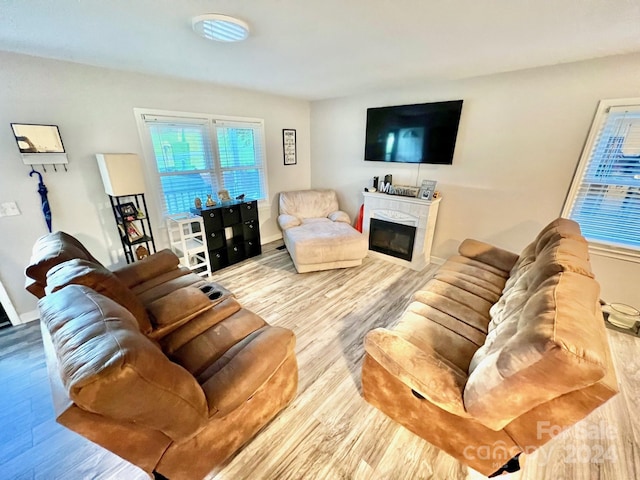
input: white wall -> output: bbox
[0,51,311,319]
[310,53,640,308]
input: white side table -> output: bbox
[166,214,211,278]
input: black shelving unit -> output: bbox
[109,193,156,264]
[194,199,261,272]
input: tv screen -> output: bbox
[364,100,463,164]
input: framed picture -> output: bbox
[418,179,437,201]
[125,221,144,242]
[283,129,297,165]
[117,202,137,220]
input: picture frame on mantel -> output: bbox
[283,129,297,165]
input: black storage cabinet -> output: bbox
[194,199,261,272]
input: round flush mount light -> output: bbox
[192,14,250,42]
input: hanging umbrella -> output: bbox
[29,169,52,232]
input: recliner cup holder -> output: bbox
[411,389,426,400]
[200,284,222,300]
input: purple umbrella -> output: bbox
[29,169,52,232]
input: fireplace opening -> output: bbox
[369,218,416,262]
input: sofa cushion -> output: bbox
[199,326,296,418]
[45,259,152,334]
[129,266,194,296]
[489,234,593,334]
[406,301,487,348]
[464,271,607,431]
[39,285,208,441]
[438,257,509,289]
[169,306,267,377]
[160,297,243,355]
[364,328,469,418]
[533,218,586,255]
[279,189,340,219]
[412,278,493,335]
[433,271,502,305]
[134,272,207,306]
[507,218,586,275]
[396,303,484,368]
[112,249,182,289]
[25,231,103,286]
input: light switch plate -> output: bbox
[0,202,21,217]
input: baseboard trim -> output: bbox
[261,233,283,245]
[18,309,39,325]
[430,256,446,266]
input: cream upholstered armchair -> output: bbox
[278,189,368,273]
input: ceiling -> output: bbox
[1,0,640,101]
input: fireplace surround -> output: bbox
[362,192,440,271]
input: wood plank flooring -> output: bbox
[0,241,638,479]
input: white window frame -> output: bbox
[562,98,640,263]
[134,107,270,225]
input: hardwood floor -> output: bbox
[0,242,638,479]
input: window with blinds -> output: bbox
[140,112,267,216]
[563,99,640,258]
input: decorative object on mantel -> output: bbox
[383,184,420,197]
[283,128,297,165]
[11,123,68,172]
[28,168,52,232]
[96,153,156,264]
[418,179,437,200]
[370,176,439,200]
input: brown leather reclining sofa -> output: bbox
[362,218,618,476]
[25,232,298,480]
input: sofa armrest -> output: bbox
[112,249,181,289]
[328,210,351,223]
[364,328,469,418]
[278,214,301,230]
[458,239,518,273]
[146,285,213,331]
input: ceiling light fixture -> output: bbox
[192,14,250,42]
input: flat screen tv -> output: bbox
[364,100,463,164]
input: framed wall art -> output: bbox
[283,129,297,165]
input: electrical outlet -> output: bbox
[0,202,21,217]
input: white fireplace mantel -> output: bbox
[362,192,441,271]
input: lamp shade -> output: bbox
[96,153,146,196]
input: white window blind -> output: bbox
[141,113,268,217]
[563,101,640,254]
[214,120,266,201]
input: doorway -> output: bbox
[0,280,20,327]
[0,302,10,329]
